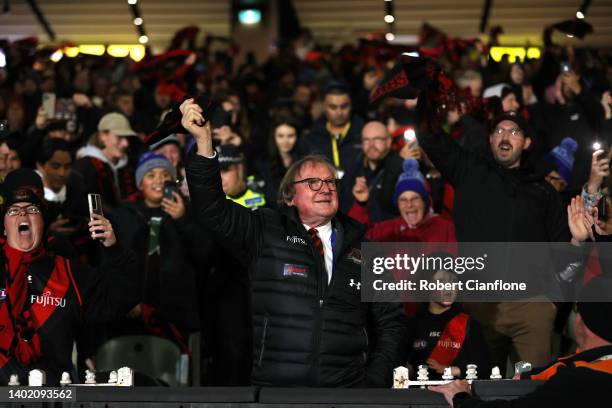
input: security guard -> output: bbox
[217,145,266,210]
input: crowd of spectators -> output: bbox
[0,23,611,387]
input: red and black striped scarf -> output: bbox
[0,241,45,368]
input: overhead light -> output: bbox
[576,11,585,19]
[0,50,6,68]
[127,0,137,4]
[384,14,395,23]
[133,17,143,25]
[139,35,149,44]
[385,32,395,41]
[78,44,105,56]
[50,50,63,62]
[490,47,541,63]
[567,34,574,38]
[64,47,79,58]
[129,45,146,62]
[107,45,131,58]
[238,9,261,25]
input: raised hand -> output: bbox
[568,196,593,243]
[587,149,612,193]
[162,191,186,220]
[88,213,117,247]
[180,98,213,156]
[352,176,369,203]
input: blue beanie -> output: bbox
[393,159,430,207]
[545,137,578,184]
[135,152,176,187]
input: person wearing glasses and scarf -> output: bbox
[0,168,138,385]
[181,99,406,387]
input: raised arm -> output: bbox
[182,99,263,263]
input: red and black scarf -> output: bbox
[0,241,45,368]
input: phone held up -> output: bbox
[163,181,178,201]
[88,193,104,240]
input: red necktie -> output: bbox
[308,228,324,257]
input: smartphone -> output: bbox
[88,193,103,218]
[42,92,56,119]
[597,196,608,222]
[88,193,104,240]
[403,128,417,146]
[163,181,178,201]
[560,61,572,74]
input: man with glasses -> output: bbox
[181,99,406,387]
[340,121,404,221]
[418,110,571,376]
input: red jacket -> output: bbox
[347,202,456,243]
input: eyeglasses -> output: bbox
[493,127,524,137]
[293,178,339,191]
[6,205,41,217]
[362,136,389,144]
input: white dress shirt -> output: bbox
[304,221,334,284]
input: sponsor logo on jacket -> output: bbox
[283,264,309,278]
[0,288,6,301]
[30,291,66,308]
[286,235,307,246]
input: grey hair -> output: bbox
[277,154,337,205]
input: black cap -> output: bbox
[0,168,45,213]
[490,111,530,138]
[577,277,612,342]
[215,145,243,170]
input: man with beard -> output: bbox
[302,81,364,179]
[418,110,570,375]
[340,121,403,221]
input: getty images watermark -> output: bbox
[359,242,612,303]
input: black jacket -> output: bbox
[301,115,364,173]
[108,200,200,332]
[0,244,139,385]
[340,152,403,222]
[418,127,570,243]
[186,152,406,387]
[454,345,612,407]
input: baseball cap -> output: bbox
[490,111,530,138]
[98,113,137,137]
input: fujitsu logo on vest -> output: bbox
[30,291,66,308]
[286,235,307,245]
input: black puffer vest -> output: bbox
[251,206,369,387]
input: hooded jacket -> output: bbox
[186,152,406,387]
[66,145,136,217]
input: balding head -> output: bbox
[361,121,391,162]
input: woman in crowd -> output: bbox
[253,116,302,208]
[0,168,139,385]
[349,158,455,242]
